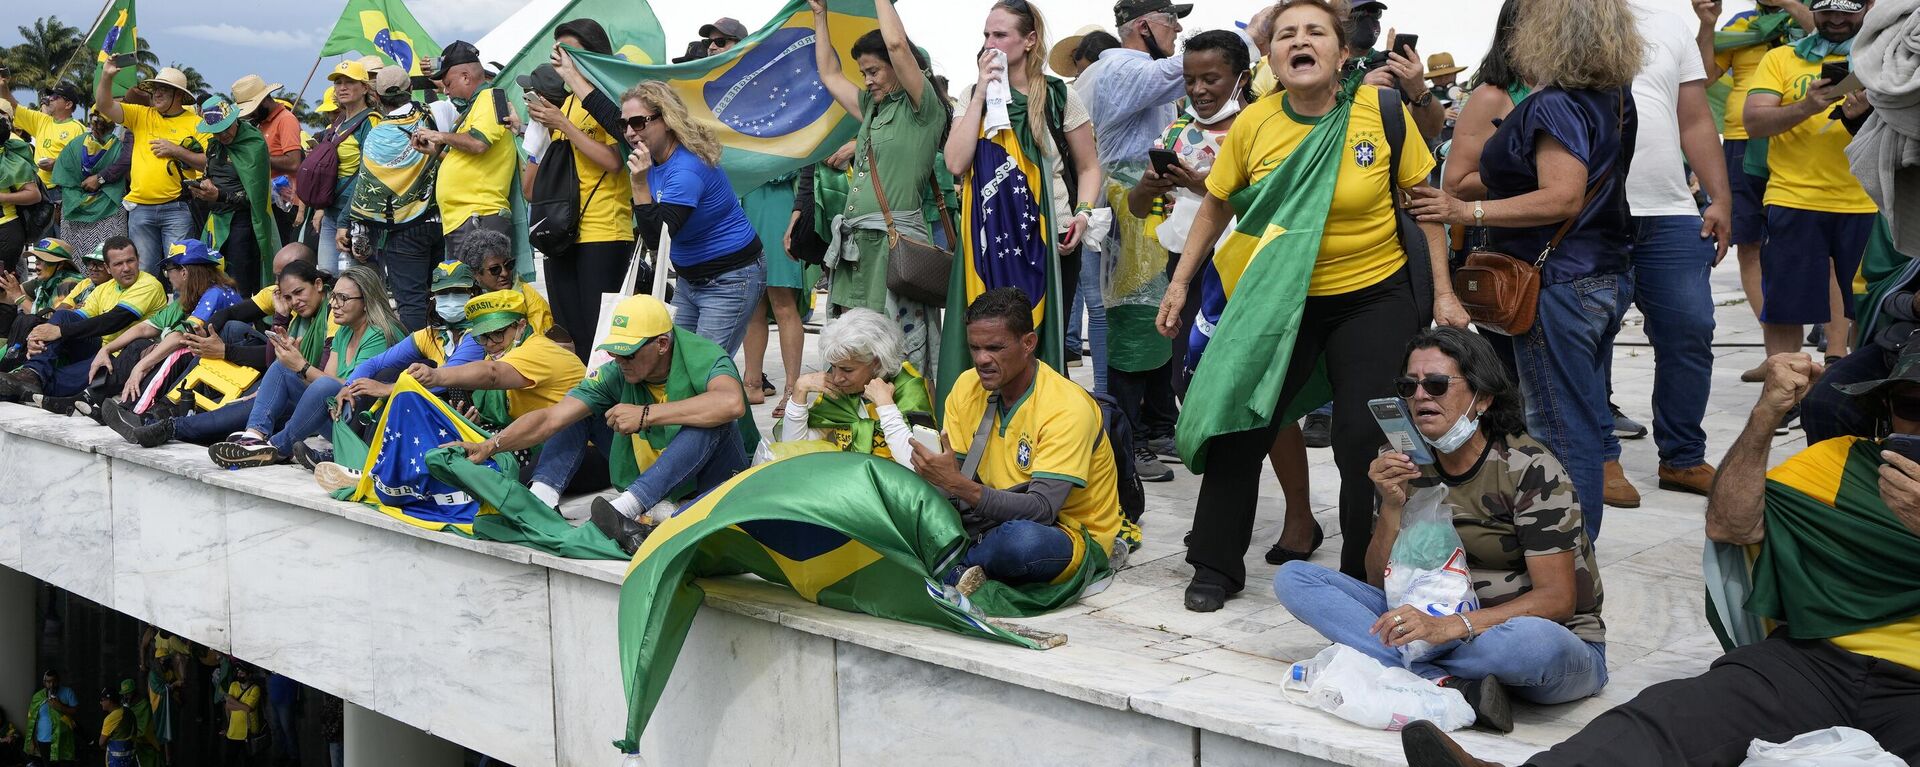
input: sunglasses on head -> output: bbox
[622,114,658,132]
[1394,374,1466,399]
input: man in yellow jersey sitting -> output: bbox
[94,58,207,277]
[1400,348,1920,765]
[913,288,1123,589]
[0,236,165,403]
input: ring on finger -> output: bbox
[1393,614,1404,624]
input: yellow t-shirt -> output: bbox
[119,102,209,206]
[437,89,515,235]
[224,682,262,741]
[942,364,1121,581]
[101,707,127,739]
[152,633,190,659]
[1207,86,1436,295]
[81,273,168,343]
[251,285,278,314]
[517,280,554,336]
[1714,13,1776,141]
[496,333,586,419]
[1748,48,1876,213]
[13,107,86,185]
[556,97,634,243]
[1251,56,1279,101]
[59,277,104,310]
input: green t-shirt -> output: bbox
[847,76,945,220]
[331,324,392,375]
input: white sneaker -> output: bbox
[313,462,361,494]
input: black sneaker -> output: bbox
[38,393,80,416]
[209,437,285,469]
[1133,446,1174,482]
[1183,577,1228,612]
[1610,403,1647,440]
[589,496,655,555]
[1301,410,1333,448]
[0,369,43,403]
[291,438,334,472]
[1807,325,1826,350]
[1440,675,1514,733]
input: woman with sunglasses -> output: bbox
[1277,327,1607,728]
[620,81,765,356]
[207,264,402,468]
[453,228,554,338]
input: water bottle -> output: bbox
[1284,653,1328,694]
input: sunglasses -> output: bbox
[482,263,512,277]
[622,114,659,132]
[1393,374,1466,399]
[708,36,739,47]
[1889,395,1920,422]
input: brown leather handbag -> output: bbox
[865,122,958,306]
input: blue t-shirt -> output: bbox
[36,686,75,741]
[194,285,244,324]
[1481,87,1637,285]
[267,673,299,705]
[647,146,758,268]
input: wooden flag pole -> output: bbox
[49,0,117,91]
[294,55,326,102]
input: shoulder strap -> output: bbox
[1535,89,1626,266]
[958,394,998,480]
[861,120,903,245]
[1378,87,1405,197]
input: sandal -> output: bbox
[771,388,792,420]
[1263,521,1325,566]
[759,374,778,398]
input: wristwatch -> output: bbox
[1409,90,1434,108]
[1473,201,1486,227]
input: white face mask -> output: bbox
[434,295,468,324]
[1188,74,1245,125]
[1424,397,1485,454]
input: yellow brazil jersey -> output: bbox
[13,107,86,186]
[942,364,1122,581]
[1251,56,1279,101]
[496,333,586,419]
[59,278,103,310]
[120,102,209,206]
[437,88,516,235]
[1766,436,1920,671]
[251,285,278,314]
[1715,13,1775,141]
[80,272,168,343]
[557,97,635,243]
[517,280,554,335]
[1206,86,1436,296]
[225,682,263,741]
[1748,47,1876,213]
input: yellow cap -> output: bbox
[598,294,674,355]
[464,290,529,336]
[328,60,372,84]
[317,87,339,113]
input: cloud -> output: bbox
[172,23,323,50]
[404,0,526,38]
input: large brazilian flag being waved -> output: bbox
[321,0,443,77]
[494,0,667,107]
[568,0,880,193]
[86,0,140,97]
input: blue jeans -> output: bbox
[532,417,749,509]
[1626,216,1716,469]
[317,209,344,276]
[1071,245,1109,395]
[953,519,1075,586]
[1274,561,1609,705]
[672,259,766,356]
[271,703,297,756]
[127,200,193,277]
[1802,344,1888,443]
[245,364,345,455]
[21,309,102,396]
[175,399,254,444]
[373,218,442,331]
[1517,274,1630,540]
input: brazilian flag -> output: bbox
[321,0,443,77]
[567,0,880,193]
[85,0,141,97]
[334,374,519,534]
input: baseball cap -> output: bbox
[230,75,283,116]
[81,244,108,264]
[163,239,224,270]
[195,95,241,134]
[44,83,83,104]
[597,294,674,355]
[516,64,569,104]
[699,18,751,41]
[465,290,530,336]
[317,87,339,114]
[1351,0,1389,11]
[373,66,412,98]
[26,238,74,264]
[1114,0,1194,27]
[1810,0,1864,10]
[432,41,483,79]
[430,261,477,293]
[328,60,372,85]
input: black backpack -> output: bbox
[1091,392,1145,525]
[528,135,593,256]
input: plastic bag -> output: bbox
[1742,727,1906,766]
[1282,645,1474,732]
[1383,484,1479,665]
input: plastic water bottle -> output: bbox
[1284,653,1328,694]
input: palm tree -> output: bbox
[3,17,85,93]
[168,63,209,99]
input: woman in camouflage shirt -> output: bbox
[1275,327,1605,732]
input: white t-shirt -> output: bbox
[1625,0,1709,216]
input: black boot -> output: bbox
[1440,675,1513,733]
[0,368,43,403]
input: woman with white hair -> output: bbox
[764,308,933,468]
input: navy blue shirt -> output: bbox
[646,146,759,269]
[1481,87,1637,285]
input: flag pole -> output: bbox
[294,55,326,102]
[50,0,117,89]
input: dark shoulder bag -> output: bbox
[1378,87,1433,324]
[868,120,956,305]
[1451,91,1623,336]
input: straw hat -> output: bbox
[142,67,193,96]
[1426,52,1468,79]
[1050,24,1107,78]
[230,74,283,116]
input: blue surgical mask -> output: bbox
[1424,399,1485,454]
[434,295,468,324]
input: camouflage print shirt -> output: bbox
[1410,433,1606,644]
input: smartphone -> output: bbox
[1368,397,1437,466]
[1819,61,1851,87]
[1148,148,1182,176]
[1886,434,1920,464]
[910,425,943,455]
[110,53,138,68]
[905,410,937,430]
[1392,34,1419,56]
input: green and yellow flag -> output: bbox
[494,0,666,107]
[321,0,443,77]
[86,0,141,98]
[568,0,879,193]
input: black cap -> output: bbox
[1114,0,1194,27]
[1837,330,1920,399]
[432,41,482,79]
[44,83,84,104]
[516,64,569,104]
[698,18,751,41]
[1351,0,1389,11]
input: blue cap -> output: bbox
[196,95,241,134]
[163,239,224,270]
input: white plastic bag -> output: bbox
[1283,645,1474,732]
[1383,484,1479,665]
[1742,727,1906,766]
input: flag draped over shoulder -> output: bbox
[567,0,878,193]
[335,374,520,534]
[201,122,283,288]
[937,81,1067,403]
[607,452,1110,752]
[1174,90,1347,472]
[1750,437,1920,638]
[86,0,140,98]
[1713,11,1797,53]
[495,0,666,106]
[322,0,443,77]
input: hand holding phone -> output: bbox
[1149,148,1182,176]
[1885,434,1920,464]
[111,53,138,69]
[1369,397,1437,465]
[1393,34,1419,57]
[1819,61,1851,88]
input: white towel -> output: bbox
[1846,0,1920,252]
[983,49,1013,137]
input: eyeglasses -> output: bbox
[1393,374,1466,399]
[1889,395,1920,422]
[328,294,363,307]
[622,114,659,132]
[477,327,516,344]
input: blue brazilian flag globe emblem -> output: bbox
[374,28,415,72]
[702,27,833,138]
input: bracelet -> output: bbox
[1457,613,1476,642]
[639,403,651,431]
[297,363,311,377]
[1074,202,1093,215]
